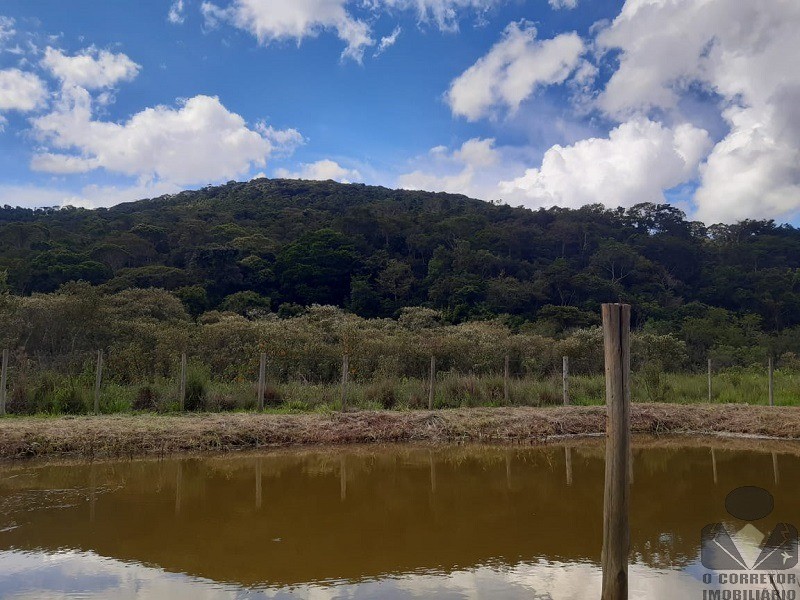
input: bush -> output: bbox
[132,385,158,411]
[365,379,397,409]
[184,369,208,411]
[54,381,87,414]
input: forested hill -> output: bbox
[1,177,800,335]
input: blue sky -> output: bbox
[0,0,798,224]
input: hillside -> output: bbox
[1,178,799,343]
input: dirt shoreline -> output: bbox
[2,403,800,461]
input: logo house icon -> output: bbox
[701,487,798,571]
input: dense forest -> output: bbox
[1,177,800,369]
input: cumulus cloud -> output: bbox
[275,159,361,183]
[447,21,584,121]
[201,0,373,62]
[0,181,182,209]
[0,68,48,112]
[398,138,513,198]
[168,0,186,24]
[41,46,140,90]
[596,0,800,222]
[499,118,712,209]
[256,123,305,154]
[30,88,299,185]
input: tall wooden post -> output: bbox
[428,355,436,410]
[504,355,510,404]
[257,352,267,411]
[340,353,349,412]
[563,356,570,406]
[179,352,187,411]
[768,357,774,407]
[93,350,103,415]
[0,349,8,416]
[601,303,631,600]
[707,358,712,402]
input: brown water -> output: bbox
[1,439,799,599]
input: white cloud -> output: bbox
[168,0,187,24]
[201,0,374,62]
[372,0,498,32]
[549,0,577,9]
[41,46,140,90]
[0,180,182,209]
[30,88,299,186]
[256,123,305,154]
[375,26,401,56]
[596,0,800,222]
[0,16,15,45]
[447,21,584,121]
[275,159,361,183]
[0,68,48,112]
[398,138,506,198]
[499,118,712,209]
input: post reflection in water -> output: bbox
[1,439,800,599]
[565,446,573,486]
[256,458,262,510]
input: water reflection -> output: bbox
[0,438,799,599]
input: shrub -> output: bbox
[132,385,159,411]
[184,372,207,411]
[365,379,397,409]
[54,381,87,414]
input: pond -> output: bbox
[1,439,799,599]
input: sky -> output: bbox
[0,0,798,225]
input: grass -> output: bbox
[1,368,796,417]
[4,404,800,461]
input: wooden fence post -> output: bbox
[768,357,774,407]
[0,348,8,416]
[504,355,510,404]
[179,352,187,411]
[601,303,631,600]
[707,358,712,402]
[428,355,436,410]
[93,350,103,415]
[257,352,267,411]
[563,356,570,406]
[340,353,349,412]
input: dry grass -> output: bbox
[2,403,800,461]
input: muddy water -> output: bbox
[1,440,799,599]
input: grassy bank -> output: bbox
[2,368,797,415]
[3,404,800,461]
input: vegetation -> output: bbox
[1,178,799,415]
[1,178,799,333]
[4,404,800,460]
